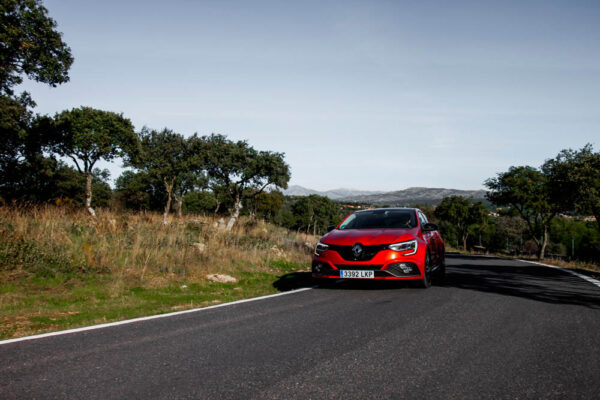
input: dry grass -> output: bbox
[0,205,316,283]
[0,205,318,339]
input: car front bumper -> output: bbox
[312,259,424,280]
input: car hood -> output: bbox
[321,228,418,246]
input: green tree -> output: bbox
[254,190,284,222]
[1,0,73,202]
[0,0,73,97]
[485,166,558,259]
[0,106,80,203]
[482,215,526,254]
[174,135,208,217]
[0,95,32,196]
[114,170,153,211]
[203,134,290,230]
[291,194,341,235]
[52,107,136,217]
[133,128,204,224]
[549,217,600,261]
[543,144,600,235]
[434,196,488,251]
[52,166,112,208]
[182,190,217,215]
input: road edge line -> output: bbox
[519,259,600,289]
[0,287,315,346]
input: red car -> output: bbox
[312,208,445,287]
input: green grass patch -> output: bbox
[0,270,304,340]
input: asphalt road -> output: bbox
[1,255,600,399]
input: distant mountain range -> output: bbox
[283,185,488,206]
[283,185,385,200]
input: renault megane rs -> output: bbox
[312,208,445,288]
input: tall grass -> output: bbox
[0,205,317,338]
[0,205,316,281]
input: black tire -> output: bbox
[433,255,446,285]
[418,250,432,288]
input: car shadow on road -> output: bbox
[272,272,437,292]
[273,272,317,291]
[443,261,600,309]
[272,272,422,291]
[319,279,416,290]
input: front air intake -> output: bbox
[385,262,420,277]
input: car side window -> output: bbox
[417,211,427,227]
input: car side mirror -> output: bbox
[422,222,438,232]
[327,225,336,232]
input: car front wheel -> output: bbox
[433,253,446,285]
[417,250,432,288]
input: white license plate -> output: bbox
[340,270,374,279]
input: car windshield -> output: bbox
[338,209,416,230]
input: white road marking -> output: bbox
[519,259,600,289]
[0,287,315,346]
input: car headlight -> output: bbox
[388,240,417,256]
[314,241,329,256]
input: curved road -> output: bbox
[1,255,600,399]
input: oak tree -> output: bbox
[53,107,136,216]
[133,128,205,224]
[485,166,558,259]
[543,144,600,234]
[434,196,487,251]
[1,0,73,96]
[203,134,290,230]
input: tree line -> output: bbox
[485,145,600,260]
[1,105,292,229]
[426,145,600,261]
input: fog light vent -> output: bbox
[386,262,419,277]
[312,262,324,274]
[399,263,412,273]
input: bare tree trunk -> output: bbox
[85,172,96,218]
[163,178,175,225]
[174,193,183,218]
[538,226,548,260]
[250,195,258,221]
[307,213,313,234]
[462,234,468,251]
[226,193,242,231]
[248,202,257,221]
[213,193,221,216]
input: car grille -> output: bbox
[328,244,389,261]
[334,264,384,270]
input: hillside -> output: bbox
[341,187,488,206]
[283,185,384,200]
[285,185,488,206]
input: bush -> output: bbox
[0,232,87,277]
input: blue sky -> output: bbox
[20,0,600,191]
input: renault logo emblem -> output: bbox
[352,243,363,258]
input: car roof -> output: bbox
[354,207,418,213]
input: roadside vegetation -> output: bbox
[0,205,317,339]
